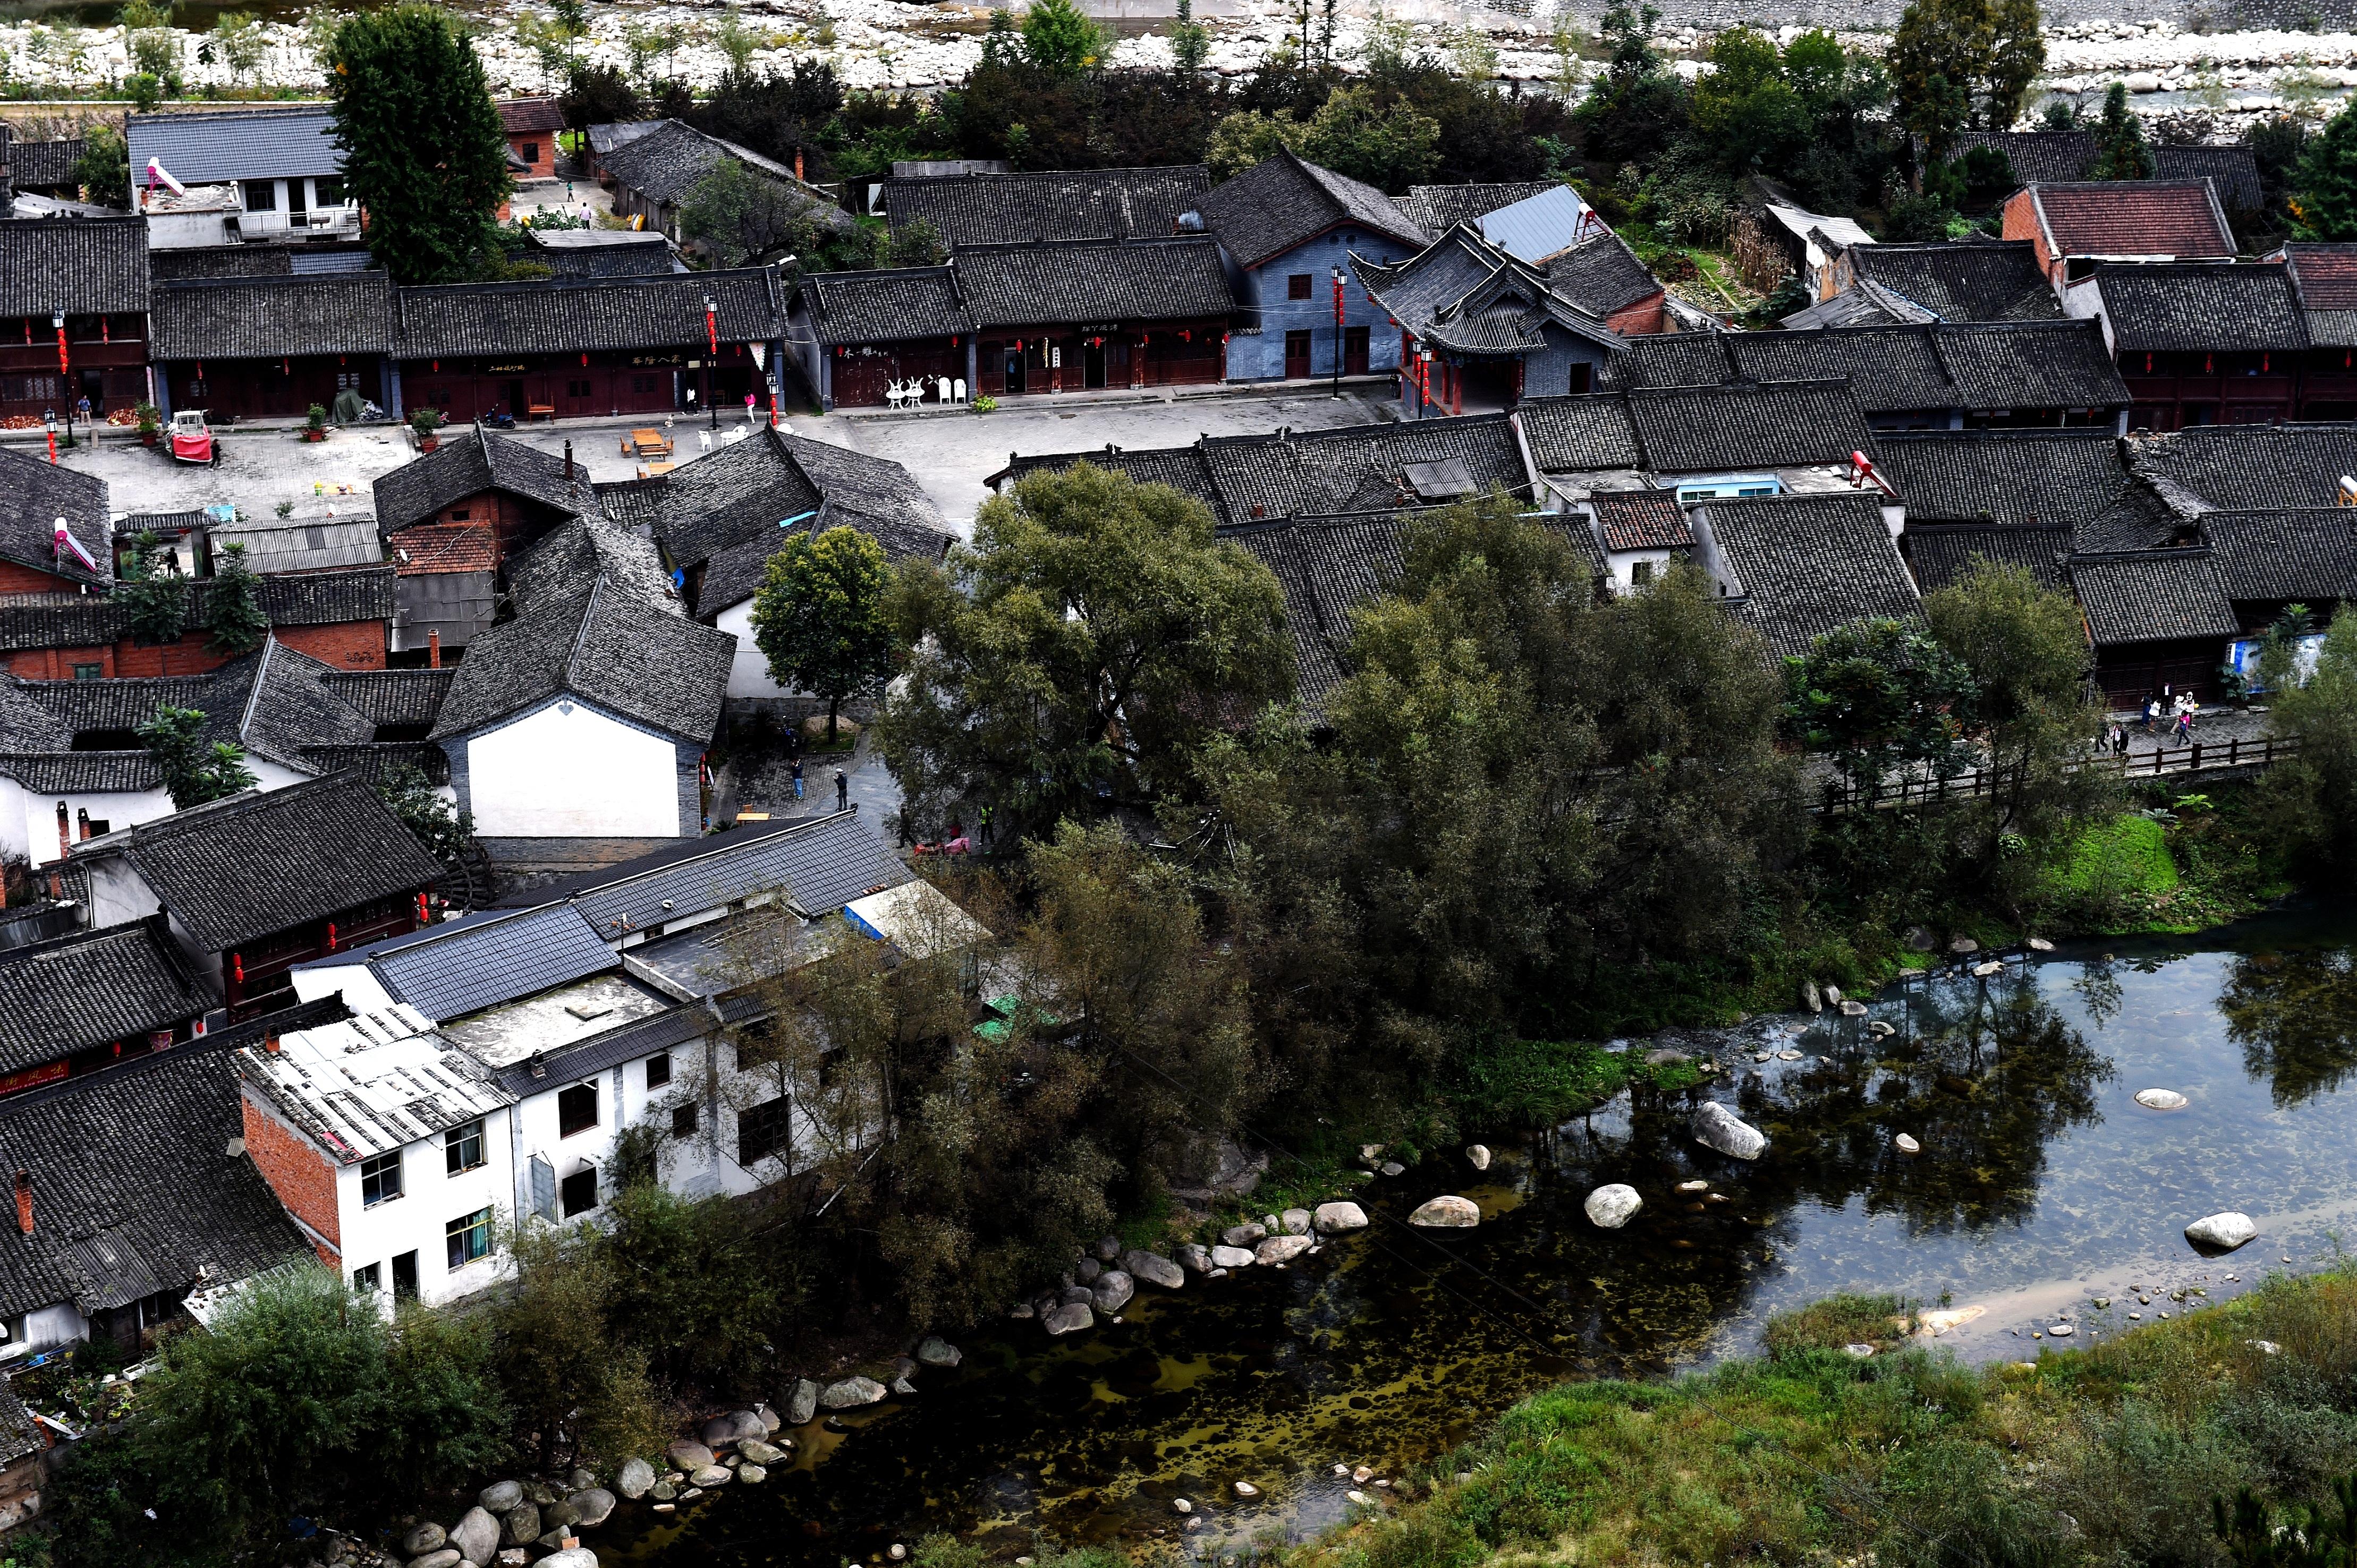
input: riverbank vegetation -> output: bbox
[1318,1260,2357,1568]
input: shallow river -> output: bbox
[609,908,2357,1567]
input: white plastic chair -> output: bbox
[953,377,968,404]
[698,430,712,451]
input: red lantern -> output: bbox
[55,322,66,376]
[232,953,245,984]
[326,921,338,952]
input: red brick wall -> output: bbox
[241,1087,342,1256]
[0,561,80,594]
[1606,293,1669,336]
[2002,190,2055,283]
[508,135,556,180]
[5,644,113,680]
[275,620,387,670]
[3,640,237,680]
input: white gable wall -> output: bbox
[0,779,175,868]
[715,599,794,701]
[465,699,680,838]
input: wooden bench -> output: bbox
[528,404,555,423]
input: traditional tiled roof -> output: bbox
[521,229,679,279]
[429,573,732,744]
[1518,393,1644,473]
[1954,128,2095,185]
[2282,243,2357,346]
[320,667,453,727]
[0,446,109,588]
[2081,261,2307,353]
[73,772,443,952]
[956,237,1236,326]
[799,265,970,346]
[1353,225,1620,357]
[994,444,1228,524]
[1544,231,1664,320]
[881,164,1211,250]
[0,917,214,1077]
[1613,320,2124,416]
[7,136,84,189]
[0,1045,311,1319]
[151,245,294,281]
[1903,522,2073,594]
[1592,488,1692,551]
[1703,493,1920,658]
[151,271,394,361]
[0,216,149,316]
[371,425,598,535]
[2155,146,2266,212]
[125,106,340,185]
[2127,423,2357,512]
[390,267,790,360]
[1625,379,1877,473]
[0,592,120,651]
[594,118,850,232]
[2027,180,2234,260]
[388,523,499,576]
[1839,240,2060,322]
[497,98,566,135]
[508,512,678,615]
[1206,415,1531,522]
[1224,510,1408,709]
[1196,151,1425,270]
[1395,181,1557,238]
[2071,549,2239,645]
[248,565,395,626]
[2199,509,2357,603]
[1878,428,2134,528]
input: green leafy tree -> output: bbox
[488,1224,667,1473]
[888,215,947,267]
[2089,81,2156,179]
[1022,0,1105,75]
[1302,84,1443,191]
[1206,108,1309,181]
[597,1184,803,1391]
[1689,27,1811,173]
[211,11,268,85]
[1890,0,2044,148]
[1573,1,1690,164]
[1173,0,1211,77]
[751,525,897,747]
[203,540,269,654]
[137,705,258,809]
[323,4,513,284]
[560,62,641,132]
[117,532,186,647]
[2294,97,2357,240]
[376,762,476,867]
[881,461,1290,838]
[1786,618,1977,804]
[74,122,130,207]
[2260,605,2357,888]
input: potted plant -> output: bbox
[133,402,160,447]
[302,403,328,441]
[408,406,444,452]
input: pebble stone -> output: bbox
[1234,1481,1260,1498]
[1894,1133,1921,1154]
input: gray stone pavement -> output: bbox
[42,385,1398,537]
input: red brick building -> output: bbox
[497,99,566,181]
[0,566,393,679]
[2003,180,2235,287]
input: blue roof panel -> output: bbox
[370,904,615,1021]
[1478,185,1597,266]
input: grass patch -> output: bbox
[1448,1037,1629,1129]
[2060,813,2180,898]
[1320,1263,2357,1568]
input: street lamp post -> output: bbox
[1330,265,1344,400]
[1417,348,1432,420]
[704,296,719,430]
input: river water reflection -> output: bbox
[611,909,2357,1568]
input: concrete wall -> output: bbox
[716,598,793,701]
[1225,226,1414,383]
[332,1109,513,1306]
[459,697,688,839]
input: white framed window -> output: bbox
[360,1150,403,1207]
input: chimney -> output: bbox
[14,1172,30,1237]
[564,439,574,481]
[263,1033,281,1054]
[795,147,804,183]
[428,628,442,669]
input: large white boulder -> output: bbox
[2185,1212,2257,1252]
[1583,1184,1642,1229]
[1692,1101,1767,1160]
[1409,1195,1481,1228]
[1312,1201,1369,1233]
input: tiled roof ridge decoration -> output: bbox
[1352,221,1620,357]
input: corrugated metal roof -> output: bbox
[236,1003,513,1164]
[289,249,376,275]
[372,904,616,1022]
[1477,184,1598,265]
[126,107,342,185]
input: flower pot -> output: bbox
[302,429,326,442]
[417,434,438,453]
[139,431,156,447]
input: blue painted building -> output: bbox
[1194,151,1429,385]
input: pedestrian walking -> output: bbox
[2112,723,2130,758]
[791,759,803,800]
[978,803,995,847]
[835,769,849,811]
[2174,707,2192,743]
[2144,696,2163,736]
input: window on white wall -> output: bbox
[558,1083,598,1137]
[561,1166,598,1217]
[360,1150,403,1206]
[445,1118,485,1174]
[445,1206,493,1269]
[353,1262,380,1292]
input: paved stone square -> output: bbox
[43,384,1400,537]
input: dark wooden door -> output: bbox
[1344,326,1369,376]
[1285,330,1312,378]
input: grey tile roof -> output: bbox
[75,772,445,953]
[126,106,341,184]
[429,574,733,745]
[369,903,617,1020]
[1903,522,2073,594]
[0,1046,311,1318]
[1519,393,1644,472]
[522,229,679,279]
[150,245,295,281]
[2199,508,2357,603]
[1841,240,2062,322]
[1593,488,1691,550]
[799,265,970,346]
[0,751,160,792]
[240,640,375,772]
[996,444,1229,524]
[0,215,149,319]
[573,807,910,934]
[1196,151,1425,270]
[391,267,790,361]
[507,513,677,616]
[1614,320,2124,416]
[2126,423,2357,511]
[1878,428,2133,526]
[1779,284,1927,330]
[1953,129,2094,185]
[2155,145,2266,212]
[595,118,851,232]
[251,565,395,626]
[1934,320,2131,410]
[1703,493,1921,658]
[7,137,84,189]
[0,917,215,1077]
[1353,225,1619,357]
[956,236,1236,327]
[1625,379,1878,473]
[151,271,394,361]
[2086,262,2308,353]
[2282,243,2357,347]
[1542,231,1663,320]
[371,425,598,535]
[0,592,124,651]
[2071,549,2240,645]
[1395,181,1557,238]
[1224,509,1408,709]
[0,447,113,589]
[1205,414,1531,522]
[882,164,1211,250]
